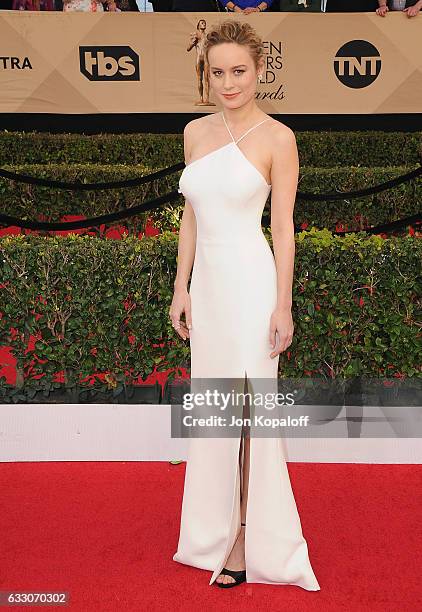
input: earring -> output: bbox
[257,74,262,82]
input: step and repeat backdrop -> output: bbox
[0,11,420,114]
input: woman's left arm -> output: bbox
[268,127,299,357]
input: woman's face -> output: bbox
[207,43,262,107]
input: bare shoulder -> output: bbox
[265,118,298,171]
[266,117,296,146]
[183,114,217,138]
[182,115,216,161]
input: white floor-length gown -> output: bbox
[172,112,320,590]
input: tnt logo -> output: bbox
[79,46,140,81]
[334,40,381,89]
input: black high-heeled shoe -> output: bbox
[215,522,246,588]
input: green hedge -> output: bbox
[0,231,420,403]
[0,164,419,235]
[0,130,420,167]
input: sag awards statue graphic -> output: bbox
[186,19,216,107]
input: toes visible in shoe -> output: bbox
[216,573,235,585]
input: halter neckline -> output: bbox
[221,111,271,144]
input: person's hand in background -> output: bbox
[404,0,421,16]
[376,2,389,16]
[243,2,268,13]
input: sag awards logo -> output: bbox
[79,46,140,82]
[334,40,381,88]
[182,18,284,106]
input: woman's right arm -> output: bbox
[169,122,197,340]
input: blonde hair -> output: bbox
[204,20,265,72]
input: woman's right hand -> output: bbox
[169,287,192,341]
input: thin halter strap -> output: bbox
[221,112,271,144]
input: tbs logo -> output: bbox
[79,46,140,81]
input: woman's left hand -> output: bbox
[269,307,294,358]
[243,7,260,13]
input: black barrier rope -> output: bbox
[0,161,420,233]
[263,213,421,234]
[0,187,419,234]
[0,162,420,199]
[298,165,422,201]
[0,162,185,190]
[0,190,181,231]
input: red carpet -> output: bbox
[0,461,420,611]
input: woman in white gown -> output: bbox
[169,19,320,590]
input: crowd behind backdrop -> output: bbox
[0,1,421,15]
